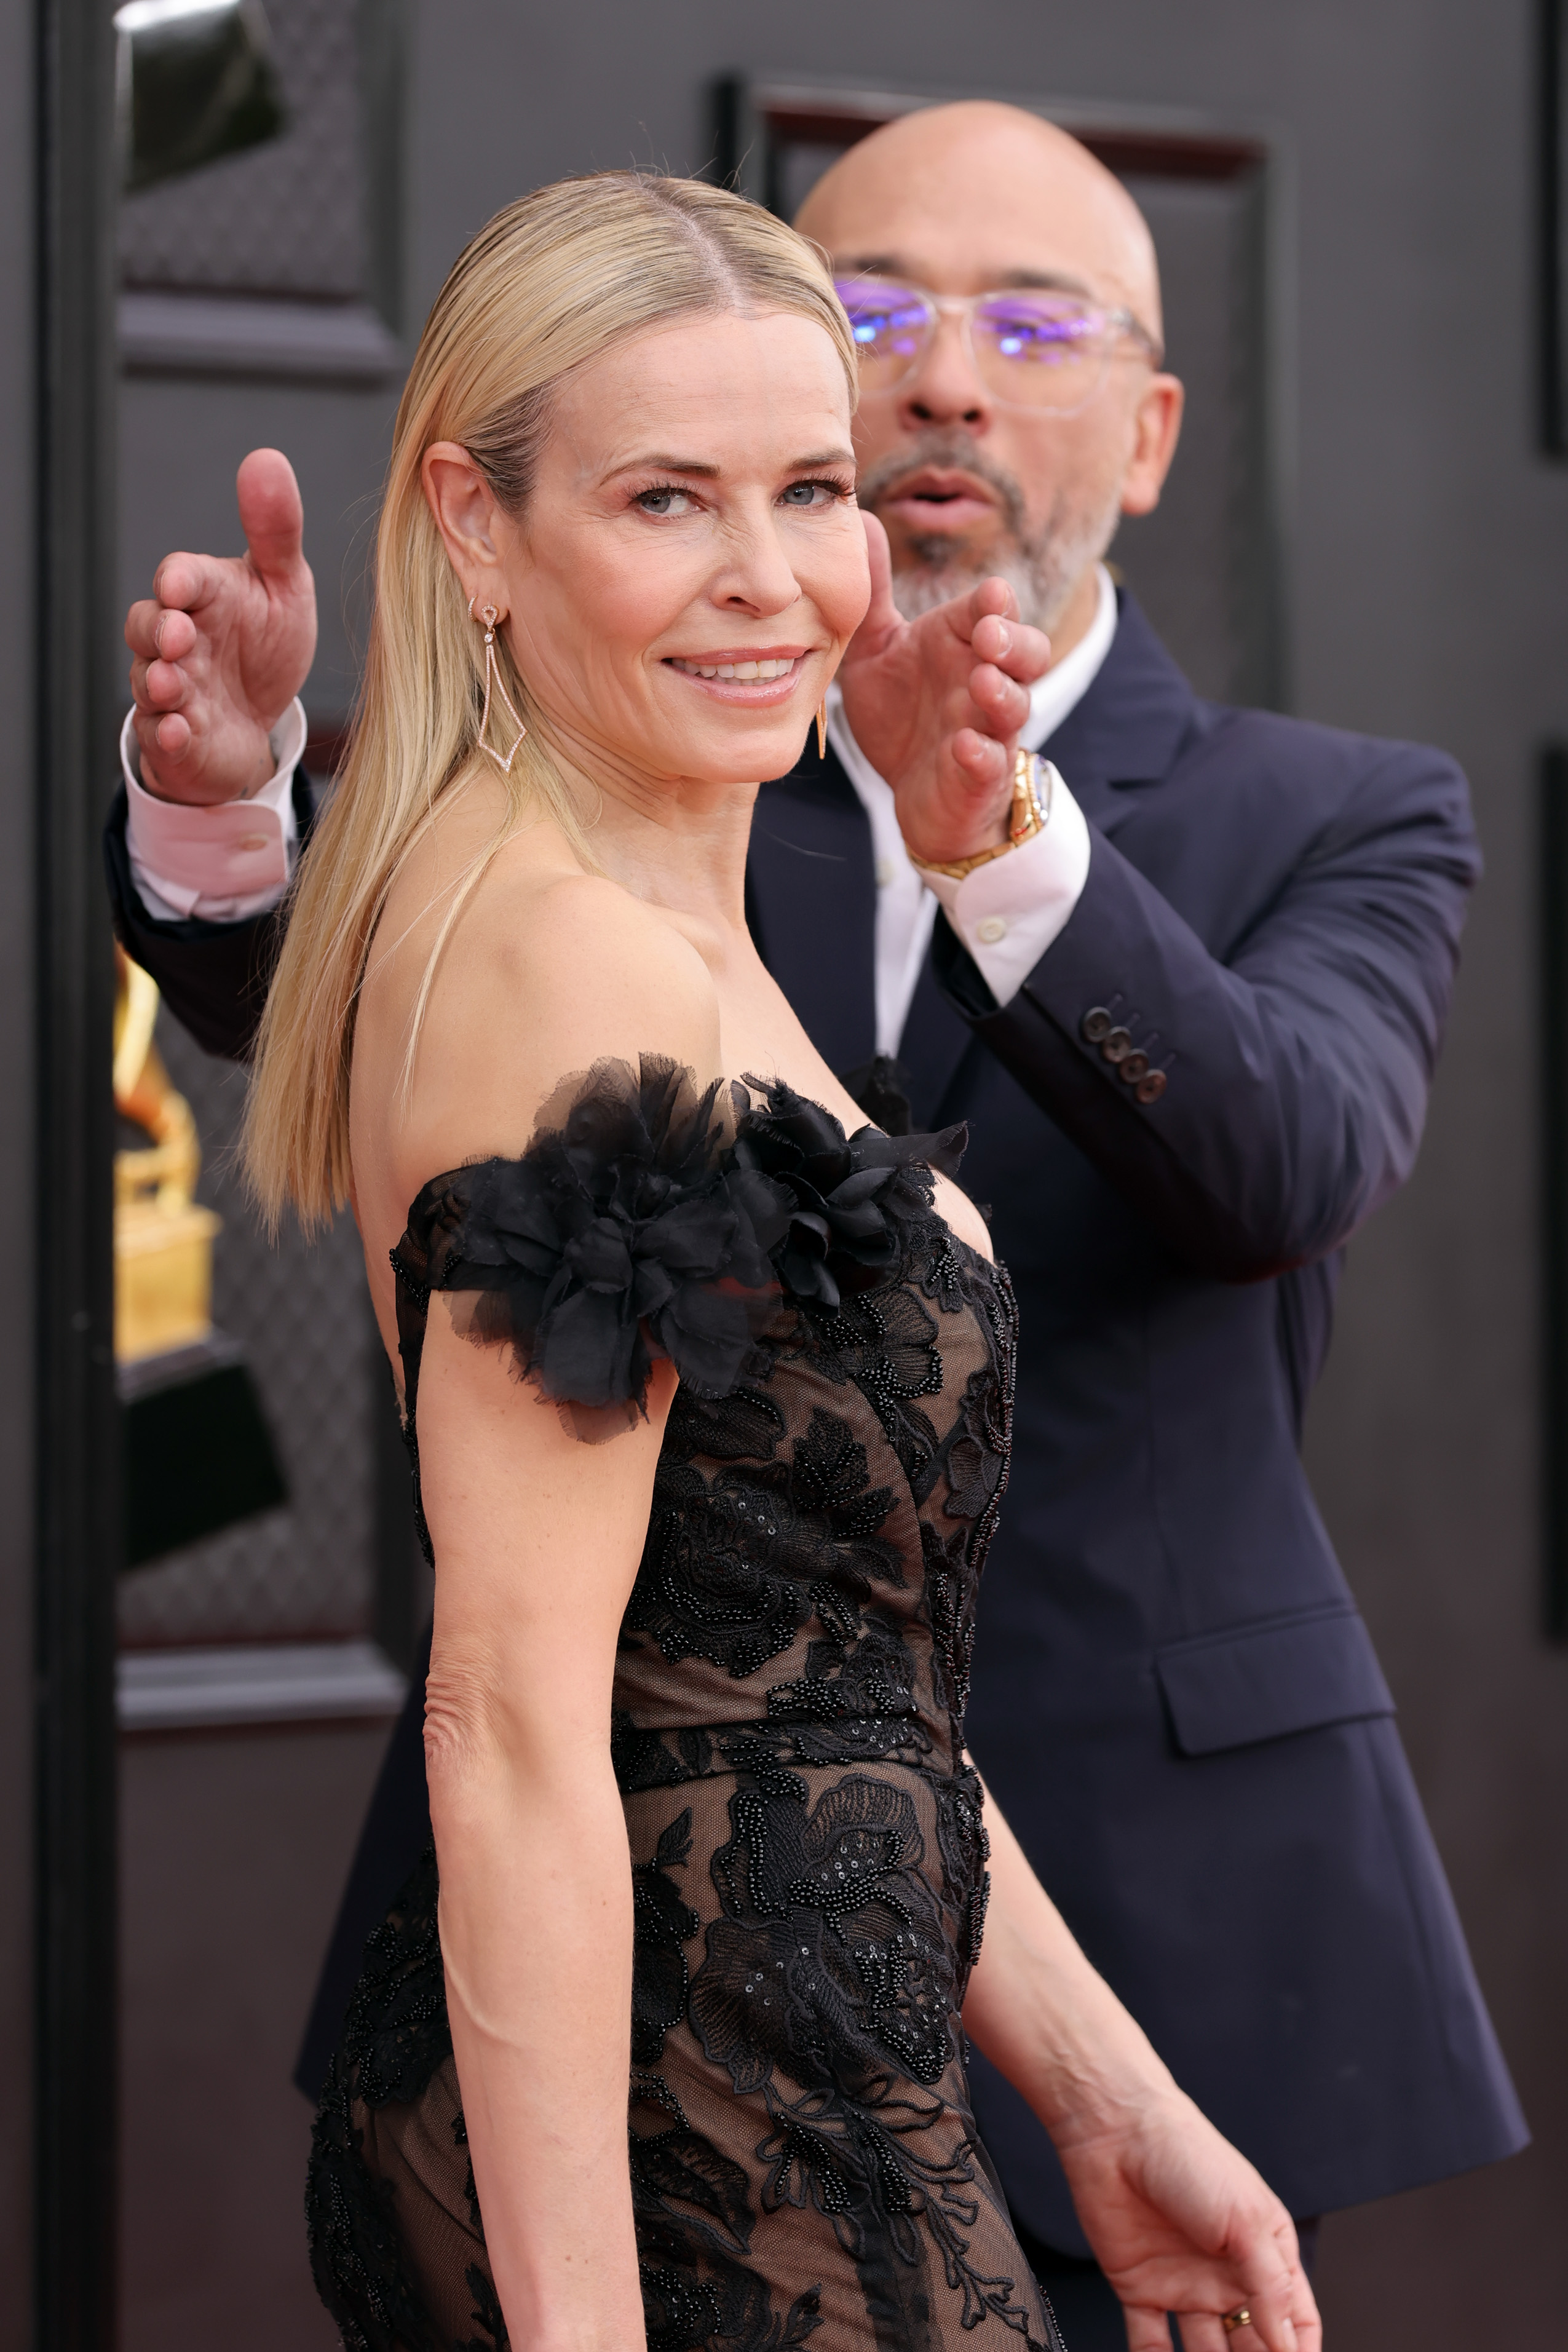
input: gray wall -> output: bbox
[105,0,1566,2341]
[0,0,34,2332]
[120,1724,386,2351]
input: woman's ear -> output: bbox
[422,442,510,613]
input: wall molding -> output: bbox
[119,289,404,383]
[118,1638,406,1732]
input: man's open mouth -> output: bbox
[873,467,999,531]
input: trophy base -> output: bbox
[119,1330,288,1570]
[116,1197,224,1364]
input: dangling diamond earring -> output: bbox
[816,700,828,762]
[470,596,528,773]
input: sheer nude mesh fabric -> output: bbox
[306,1061,1063,2352]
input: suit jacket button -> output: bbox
[1101,1026,1133,1063]
[1081,1007,1112,1042]
[1120,1050,1149,1082]
[1136,1070,1167,1103]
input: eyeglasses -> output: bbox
[834,276,1163,414]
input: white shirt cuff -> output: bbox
[123,697,306,925]
[919,763,1091,1009]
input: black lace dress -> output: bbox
[306,1059,1064,2352]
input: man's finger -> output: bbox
[142,655,190,713]
[132,707,192,766]
[949,727,1013,790]
[151,608,197,662]
[973,608,1050,685]
[150,550,227,615]
[236,446,307,585]
[124,597,166,660]
[968,660,1031,739]
[967,574,1020,632]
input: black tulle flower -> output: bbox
[731,1077,965,1313]
[402,1058,789,1430]
[394,1058,967,1430]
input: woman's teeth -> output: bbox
[671,656,796,680]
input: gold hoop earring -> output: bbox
[815,700,828,762]
[470,597,527,774]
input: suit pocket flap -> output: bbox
[1154,1607,1395,1757]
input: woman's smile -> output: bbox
[663,647,813,702]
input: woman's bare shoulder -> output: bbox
[354,814,721,1224]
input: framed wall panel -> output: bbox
[712,76,1288,711]
[1541,747,1568,1637]
[1543,0,1568,453]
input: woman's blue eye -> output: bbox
[638,488,684,514]
[782,481,831,505]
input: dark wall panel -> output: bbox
[0,0,33,2332]
[119,1723,387,2350]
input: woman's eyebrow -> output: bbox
[604,446,854,480]
[610,453,721,478]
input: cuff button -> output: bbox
[1101,1026,1133,1063]
[1135,1070,1167,1103]
[1119,1051,1149,1083]
[1081,1007,1112,1042]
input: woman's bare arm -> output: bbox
[964,1773,1320,2352]
[418,1321,671,2351]
[361,867,727,2351]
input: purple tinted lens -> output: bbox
[975,294,1098,366]
[834,280,932,364]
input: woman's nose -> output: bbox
[898,307,992,434]
[717,514,802,614]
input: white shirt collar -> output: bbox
[1021,561,1119,751]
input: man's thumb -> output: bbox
[236,446,307,582]
[855,509,901,642]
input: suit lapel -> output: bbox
[898,947,979,1130]
[746,743,878,1074]
[1040,590,1202,833]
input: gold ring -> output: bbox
[1222,2313,1253,2335]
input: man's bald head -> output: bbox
[796,101,1163,349]
[793,100,1182,647]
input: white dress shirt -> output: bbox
[124,698,304,924]
[122,565,1117,1049]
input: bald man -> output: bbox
[108,111,1523,2350]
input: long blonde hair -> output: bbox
[242,172,856,1231]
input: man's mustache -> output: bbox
[856,434,1033,555]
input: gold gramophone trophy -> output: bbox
[114,945,285,1567]
[113,943,223,1361]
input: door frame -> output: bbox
[34,0,120,2338]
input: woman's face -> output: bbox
[433,308,870,793]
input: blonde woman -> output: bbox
[244,175,1318,2352]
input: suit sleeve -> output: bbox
[103,770,311,1064]
[934,740,1481,1281]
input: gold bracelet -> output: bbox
[910,750,1053,882]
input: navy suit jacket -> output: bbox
[106,593,1526,2238]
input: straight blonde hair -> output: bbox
[242,172,856,1232]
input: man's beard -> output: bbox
[857,433,1123,632]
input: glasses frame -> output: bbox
[835,275,1165,416]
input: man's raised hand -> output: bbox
[125,446,318,806]
[836,512,1050,868]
